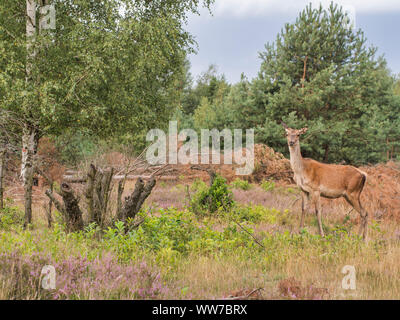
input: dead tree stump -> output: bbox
[45,162,160,232]
[45,182,83,232]
[118,177,156,223]
[85,164,114,226]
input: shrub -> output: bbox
[261,180,276,192]
[231,178,252,191]
[0,206,24,230]
[132,208,258,257]
[190,179,207,192]
[231,205,291,225]
[191,175,234,214]
[136,208,200,254]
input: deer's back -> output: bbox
[301,158,365,196]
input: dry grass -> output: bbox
[160,239,400,300]
[140,183,400,300]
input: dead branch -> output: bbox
[36,167,54,228]
[45,189,65,215]
[232,220,265,249]
[119,178,148,221]
[63,176,87,183]
[223,288,264,300]
[190,165,216,186]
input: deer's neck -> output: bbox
[289,143,304,177]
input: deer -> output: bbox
[281,122,369,240]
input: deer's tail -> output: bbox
[354,168,367,192]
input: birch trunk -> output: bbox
[22,0,37,228]
[22,0,36,181]
[25,0,36,83]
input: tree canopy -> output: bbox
[0,0,214,150]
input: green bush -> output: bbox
[137,208,200,254]
[190,179,207,192]
[231,205,291,225]
[97,208,259,261]
[261,180,276,192]
[0,206,24,230]
[231,178,252,191]
[191,175,234,214]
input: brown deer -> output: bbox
[282,122,369,240]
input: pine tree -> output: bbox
[255,2,398,164]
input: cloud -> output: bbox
[213,0,400,18]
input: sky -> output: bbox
[186,0,400,84]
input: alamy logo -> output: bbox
[341,265,356,290]
[146,121,255,175]
[39,4,56,31]
[342,5,356,30]
[41,265,56,290]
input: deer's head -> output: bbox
[281,122,308,148]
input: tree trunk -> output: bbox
[42,181,53,228]
[116,180,124,220]
[47,182,53,227]
[23,0,37,228]
[25,0,36,87]
[0,148,5,210]
[120,178,156,222]
[323,144,330,163]
[22,0,36,182]
[22,125,39,228]
[96,167,114,226]
[85,164,114,226]
[85,164,96,223]
[45,183,83,232]
[59,183,83,232]
[36,167,53,228]
[387,138,389,161]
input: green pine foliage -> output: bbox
[256,3,400,164]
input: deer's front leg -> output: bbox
[300,191,309,230]
[313,191,325,237]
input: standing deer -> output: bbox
[282,122,369,240]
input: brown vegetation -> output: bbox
[360,162,400,221]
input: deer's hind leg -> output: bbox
[312,191,324,237]
[344,192,368,241]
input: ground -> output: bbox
[1,175,400,300]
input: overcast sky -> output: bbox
[186,0,400,84]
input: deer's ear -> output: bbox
[299,127,308,135]
[281,121,288,129]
